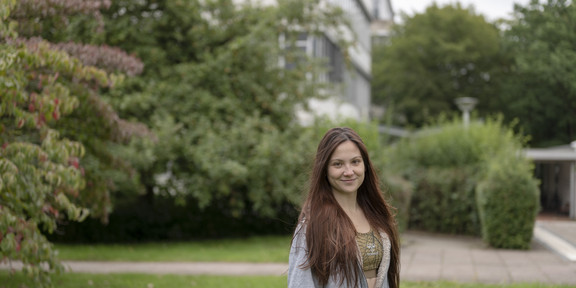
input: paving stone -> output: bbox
[508,266,549,283]
[470,250,504,265]
[440,264,476,282]
[475,266,511,284]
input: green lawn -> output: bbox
[1,272,574,288]
[0,272,284,288]
[55,235,292,263]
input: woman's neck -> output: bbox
[333,190,371,233]
[333,190,359,214]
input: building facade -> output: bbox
[236,0,395,123]
[372,0,394,40]
[295,0,394,123]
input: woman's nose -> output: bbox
[343,165,354,175]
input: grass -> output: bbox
[1,272,574,288]
[400,284,575,288]
[0,272,285,288]
[55,235,292,263]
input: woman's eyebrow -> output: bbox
[330,156,362,162]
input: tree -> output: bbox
[372,4,506,127]
[10,0,149,223]
[94,0,352,218]
[501,0,576,147]
[1,0,145,286]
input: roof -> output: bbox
[524,145,576,162]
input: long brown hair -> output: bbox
[295,127,400,288]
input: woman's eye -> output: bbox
[332,162,342,167]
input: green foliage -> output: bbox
[409,166,480,235]
[388,117,537,244]
[46,193,298,243]
[7,0,149,224]
[500,0,576,146]
[476,154,540,249]
[96,0,351,218]
[372,4,507,127]
[0,42,95,287]
[0,1,146,286]
[380,174,412,232]
[390,117,525,171]
[0,19,95,288]
[373,0,576,147]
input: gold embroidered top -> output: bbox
[356,229,383,271]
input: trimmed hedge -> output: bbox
[476,155,540,249]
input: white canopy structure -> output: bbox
[524,142,576,219]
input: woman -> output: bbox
[288,127,400,288]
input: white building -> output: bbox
[235,0,395,124]
[372,0,394,40]
[293,0,395,124]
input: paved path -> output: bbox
[539,221,576,244]
[67,261,287,276]
[2,221,576,285]
[401,230,576,285]
[536,220,576,261]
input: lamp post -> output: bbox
[454,97,478,128]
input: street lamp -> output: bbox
[454,97,478,128]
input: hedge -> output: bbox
[387,117,539,248]
[409,166,481,235]
[476,154,540,249]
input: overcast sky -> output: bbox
[390,0,532,22]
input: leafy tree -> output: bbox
[10,0,149,222]
[372,4,506,127]
[1,0,145,286]
[95,0,352,217]
[501,0,576,147]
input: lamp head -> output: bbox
[455,97,478,112]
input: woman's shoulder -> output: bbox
[291,219,308,247]
[293,218,307,236]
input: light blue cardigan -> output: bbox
[288,223,391,288]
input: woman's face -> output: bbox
[327,141,365,196]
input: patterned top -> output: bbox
[356,229,383,272]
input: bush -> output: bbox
[381,174,412,232]
[409,166,480,235]
[48,196,299,243]
[387,116,538,245]
[476,154,540,249]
